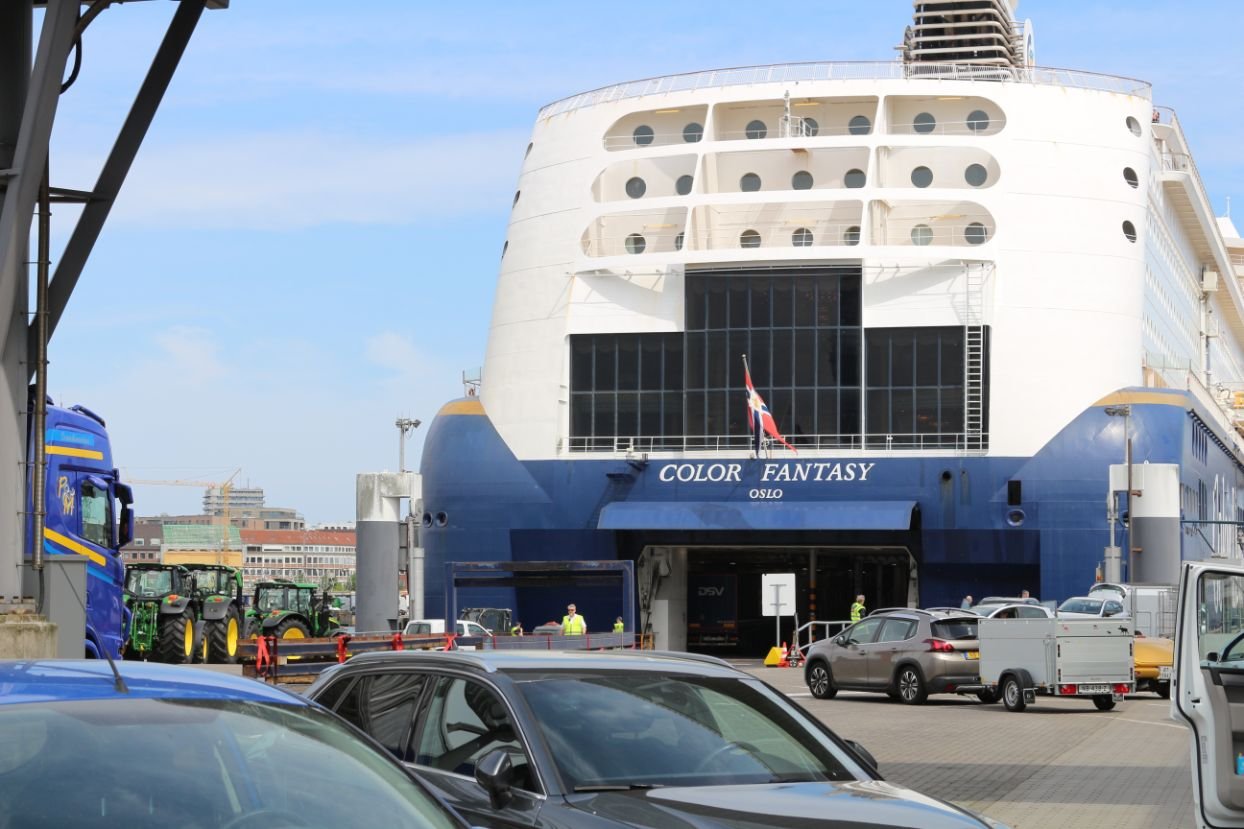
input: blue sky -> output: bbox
[35,1,1244,523]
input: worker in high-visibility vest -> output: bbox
[613,617,624,634]
[509,621,523,636]
[561,603,586,635]
[850,594,866,623]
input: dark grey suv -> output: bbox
[307,649,1008,828]
[804,609,986,704]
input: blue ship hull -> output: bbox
[419,388,1243,637]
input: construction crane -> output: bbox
[127,467,243,553]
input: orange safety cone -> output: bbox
[777,642,789,668]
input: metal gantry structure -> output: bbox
[0,0,226,602]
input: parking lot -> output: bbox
[743,661,1194,829]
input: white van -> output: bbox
[403,619,490,638]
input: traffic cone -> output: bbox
[777,642,789,668]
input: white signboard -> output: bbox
[761,573,795,617]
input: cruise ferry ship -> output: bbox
[419,1,1244,651]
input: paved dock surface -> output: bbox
[744,661,1194,829]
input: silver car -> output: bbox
[804,609,986,705]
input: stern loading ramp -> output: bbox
[0,1,226,612]
[603,499,921,653]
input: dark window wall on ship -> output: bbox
[684,268,862,447]
[570,333,683,450]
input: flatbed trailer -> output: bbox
[961,617,1135,712]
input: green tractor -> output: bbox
[249,579,342,640]
[184,564,245,663]
[123,564,197,663]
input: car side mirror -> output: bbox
[844,739,879,775]
[475,748,513,809]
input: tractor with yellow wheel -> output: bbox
[184,564,245,663]
[249,579,342,641]
[123,564,197,664]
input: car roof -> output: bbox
[977,596,1038,604]
[338,648,745,678]
[0,660,310,706]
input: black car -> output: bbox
[306,649,1009,829]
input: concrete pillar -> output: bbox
[20,556,82,657]
[650,547,688,651]
[1112,463,1181,584]
[355,472,417,633]
[0,608,55,658]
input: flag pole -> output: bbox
[742,354,755,460]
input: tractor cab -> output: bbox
[122,564,195,663]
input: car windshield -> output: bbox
[930,619,978,640]
[1060,598,1104,614]
[0,698,459,829]
[513,672,860,789]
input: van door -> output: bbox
[1173,561,1244,828]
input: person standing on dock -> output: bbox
[561,604,586,636]
[850,595,866,623]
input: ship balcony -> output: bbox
[580,208,688,257]
[564,431,987,454]
[711,97,879,141]
[1232,253,1244,280]
[711,148,870,193]
[593,155,698,202]
[886,95,1006,136]
[873,201,995,248]
[876,146,998,189]
[693,202,864,251]
[603,105,709,151]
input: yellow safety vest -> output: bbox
[562,614,586,635]
[850,602,865,622]
[613,620,624,633]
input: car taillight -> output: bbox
[1113,683,1131,694]
[925,638,955,653]
[1058,684,1077,695]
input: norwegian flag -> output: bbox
[743,356,796,454]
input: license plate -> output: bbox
[965,651,979,660]
[1079,683,1110,694]
[1159,666,1172,679]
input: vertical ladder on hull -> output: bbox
[963,264,987,453]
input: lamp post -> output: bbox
[396,418,422,474]
[1103,405,1132,582]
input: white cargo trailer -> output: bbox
[971,617,1134,712]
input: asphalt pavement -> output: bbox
[741,660,1194,829]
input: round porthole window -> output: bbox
[683,122,704,143]
[965,222,988,245]
[802,117,819,137]
[740,173,762,192]
[1123,167,1139,188]
[434,512,448,528]
[421,513,433,528]
[965,163,988,187]
[792,227,814,247]
[740,229,761,249]
[1006,508,1026,528]
[1126,116,1141,137]
[525,142,534,159]
[513,190,521,207]
[843,226,861,246]
[1122,220,1137,243]
[745,119,767,139]
[911,166,934,188]
[633,125,655,145]
[625,233,647,254]
[966,109,990,132]
[844,169,866,188]
[625,177,646,199]
[848,115,872,135]
[913,112,936,134]
[911,224,933,246]
[674,231,685,251]
[791,171,814,190]
[676,174,694,195]
[501,241,508,258]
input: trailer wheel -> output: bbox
[895,665,928,705]
[806,662,837,699]
[1092,695,1116,711]
[208,607,242,664]
[156,609,194,664]
[1002,676,1027,712]
[976,689,998,704]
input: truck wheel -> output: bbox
[976,689,998,704]
[275,618,310,639]
[806,662,837,699]
[896,665,928,705]
[208,607,242,664]
[1158,681,1171,700]
[1092,695,1116,711]
[156,609,194,664]
[1002,676,1027,712]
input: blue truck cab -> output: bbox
[27,402,133,658]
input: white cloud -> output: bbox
[57,128,527,231]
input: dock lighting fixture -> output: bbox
[396,418,422,474]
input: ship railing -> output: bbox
[1160,150,1213,214]
[539,61,1150,120]
[563,432,990,454]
